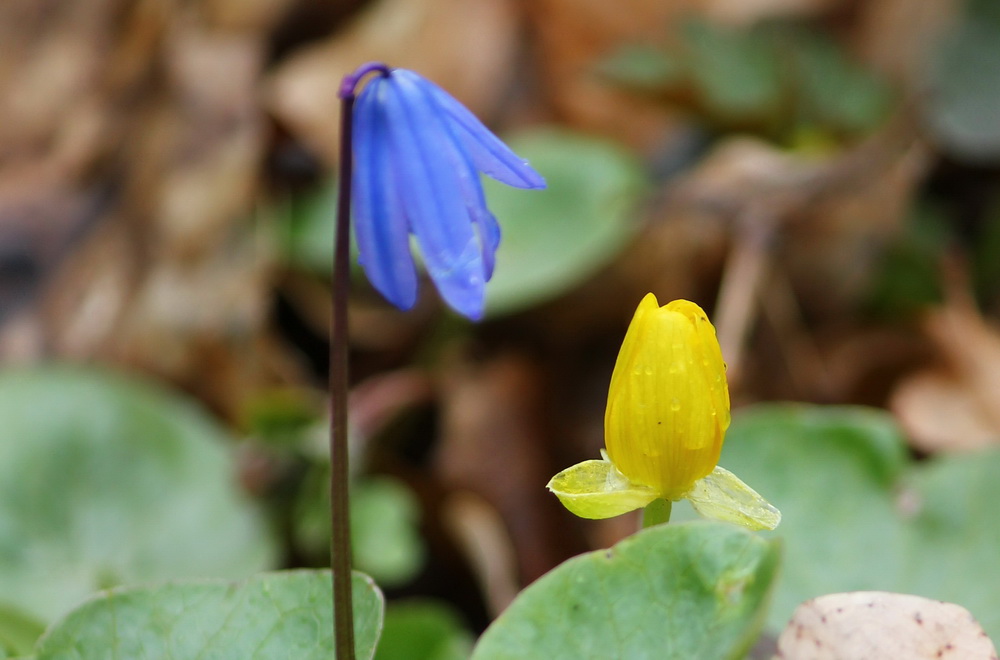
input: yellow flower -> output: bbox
[547,294,780,531]
[606,296,729,499]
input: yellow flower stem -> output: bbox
[641,498,672,528]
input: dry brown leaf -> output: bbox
[892,369,999,452]
[0,0,299,416]
[0,0,115,161]
[774,591,998,660]
[265,0,519,163]
[891,303,1000,452]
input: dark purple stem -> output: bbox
[338,61,392,98]
[330,61,391,659]
[330,89,356,660]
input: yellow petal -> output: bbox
[605,294,730,500]
[685,465,781,531]
[546,460,658,519]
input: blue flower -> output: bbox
[351,67,545,320]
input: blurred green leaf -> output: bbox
[0,605,44,657]
[375,601,473,660]
[683,19,782,119]
[674,404,1000,642]
[0,366,277,624]
[471,522,780,660]
[788,30,893,135]
[904,451,1000,633]
[865,203,948,316]
[351,478,425,587]
[598,43,684,90]
[296,475,425,588]
[272,179,365,278]
[274,180,339,274]
[241,388,322,447]
[33,571,383,660]
[484,129,647,316]
[926,3,1000,161]
[598,20,893,141]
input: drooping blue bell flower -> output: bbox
[348,65,546,320]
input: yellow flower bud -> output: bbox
[604,294,730,500]
[547,293,779,530]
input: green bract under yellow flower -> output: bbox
[547,294,780,531]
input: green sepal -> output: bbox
[547,459,658,519]
[686,465,781,531]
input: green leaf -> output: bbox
[375,601,473,660]
[295,475,425,588]
[788,30,892,135]
[925,6,1000,161]
[865,203,948,317]
[33,571,383,660]
[271,179,364,276]
[903,450,1000,639]
[483,129,647,316]
[682,19,782,119]
[0,605,45,656]
[0,366,277,624]
[471,521,780,660]
[274,179,339,274]
[350,478,425,587]
[673,404,1000,642]
[597,44,684,90]
[241,388,322,448]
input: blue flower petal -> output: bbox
[471,205,501,282]
[403,74,502,282]
[382,71,487,320]
[417,74,546,190]
[352,77,418,310]
[453,167,501,282]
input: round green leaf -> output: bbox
[471,521,780,660]
[483,129,647,316]
[295,475,425,588]
[350,478,425,587]
[926,10,1000,161]
[789,31,892,135]
[903,449,1000,639]
[682,19,782,118]
[674,404,1000,642]
[33,570,383,660]
[0,366,277,624]
[375,600,473,660]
